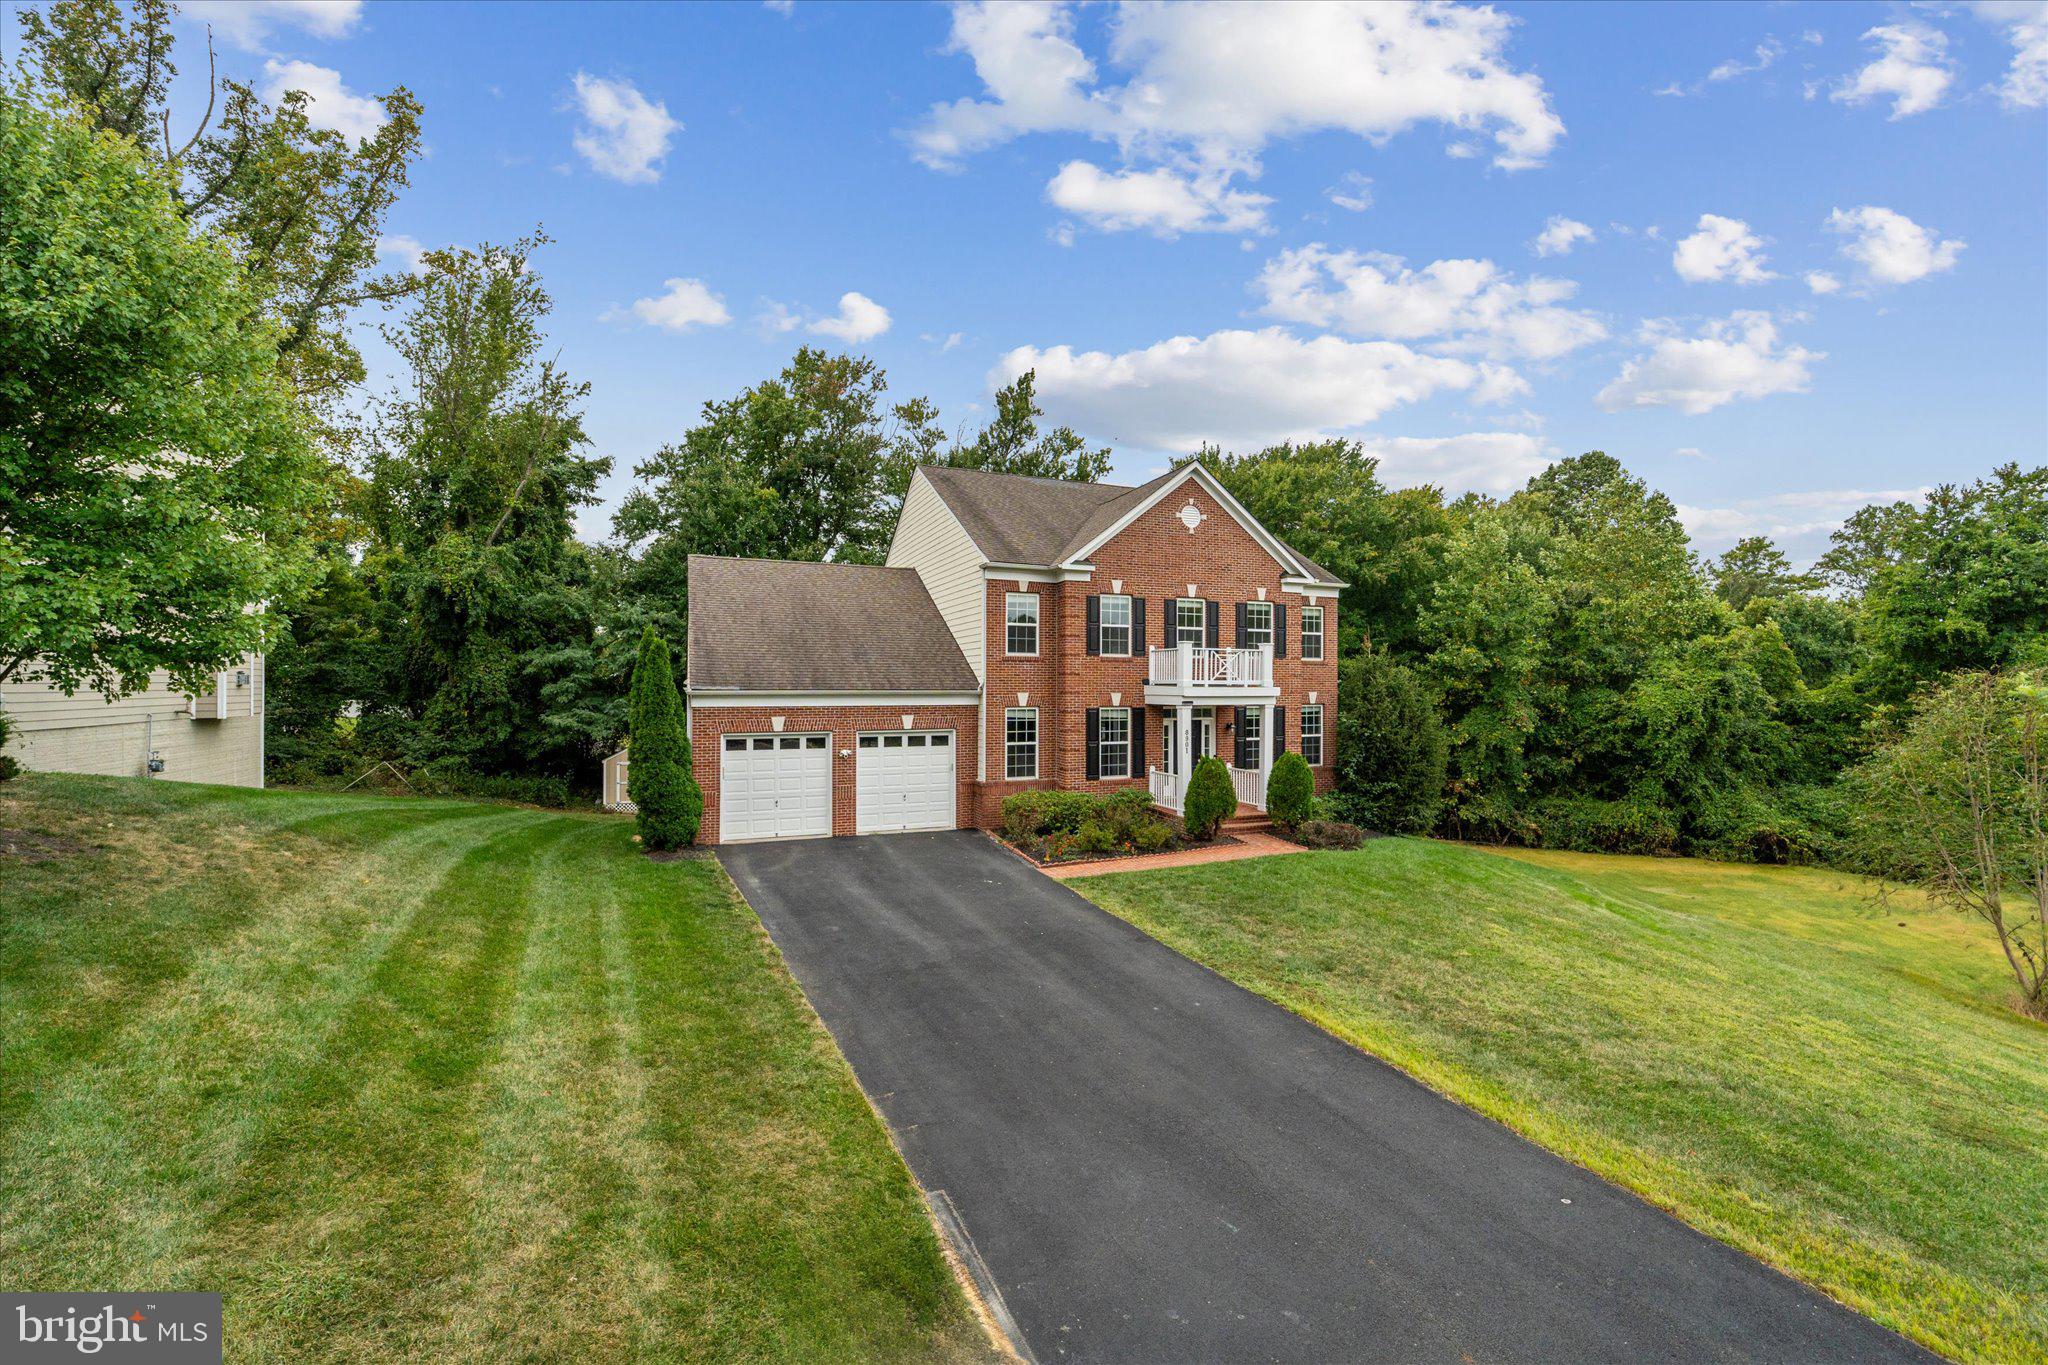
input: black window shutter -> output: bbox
[1274,706,1286,756]
[1131,709,1147,772]
[1234,707,1248,768]
[1164,599,1177,643]
[1235,601,1249,647]
[1206,599,1220,648]
[1085,595,1101,656]
[1274,603,1288,658]
[1085,708,1101,780]
[1131,596,1146,653]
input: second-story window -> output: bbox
[1006,592,1039,656]
[1175,598,1206,645]
[1302,606,1325,661]
[1099,595,1132,656]
[1243,601,1274,649]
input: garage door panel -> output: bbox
[720,734,831,842]
[856,730,956,834]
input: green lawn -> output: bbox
[1079,839,2048,1364]
[0,774,992,1363]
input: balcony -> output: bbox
[1144,641,1277,703]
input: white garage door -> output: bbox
[856,731,956,834]
[719,734,832,842]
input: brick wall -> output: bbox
[978,480,1339,815]
[688,703,980,844]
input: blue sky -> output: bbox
[62,0,2048,561]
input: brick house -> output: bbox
[684,462,1344,843]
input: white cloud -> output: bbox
[994,327,1484,451]
[1254,245,1606,363]
[1356,432,1555,494]
[183,0,361,51]
[942,331,966,351]
[377,233,427,272]
[1672,213,1775,285]
[569,73,681,184]
[606,278,732,332]
[1824,205,1965,286]
[1530,215,1594,258]
[260,60,385,141]
[1674,446,1708,460]
[1708,37,1784,83]
[764,0,796,13]
[1966,1,2048,108]
[1803,270,1841,295]
[1325,172,1375,213]
[1677,486,1929,555]
[1831,25,1954,119]
[910,1,1562,235]
[1596,312,1821,415]
[1045,161,1271,236]
[808,291,893,343]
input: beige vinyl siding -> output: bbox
[886,469,986,682]
[2,655,264,788]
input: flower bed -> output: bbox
[998,788,1190,865]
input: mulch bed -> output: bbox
[991,830,1243,870]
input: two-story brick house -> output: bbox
[683,462,1344,843]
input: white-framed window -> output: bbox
[1099,595,1132,656]
[1162,717,1176,773]
[1302,705,1324,765]
[1239,705,1262,761]
[1098,707,1131,778]
[1005,708,1038,779]
[1302,606,1325,661]
[1175,598,1206,645]
[1006,592,1039,656]
[1243,601,1274,649]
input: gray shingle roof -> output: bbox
[685,555,979,693]
[918,464,1345,585]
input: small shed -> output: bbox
[601,748,633,812]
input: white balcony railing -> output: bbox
[1147,642,1273,690]
[1229,764,1267,811]
[1149,766,1182,811]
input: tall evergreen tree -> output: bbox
[627,629,699,851]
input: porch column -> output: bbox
[1257,698,1275,809]
[1175,700,1193,808]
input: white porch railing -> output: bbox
[1148,764,1266,813]
[1147,642,1273,689]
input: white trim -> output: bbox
[687,690,980,708]
[1281,577,1343,599]
[981,563,1093,583]
[1003,706,1040,781]
[1005,590,1041,657]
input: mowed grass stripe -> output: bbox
[185,813,574,1361]
[0,798,532,1282]
[615,846,987,1362]
[0,778,995,1362]
[451,819,664,1360]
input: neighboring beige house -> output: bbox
[1,654,265,789]
[601,747,633,812]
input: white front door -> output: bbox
[856,731,957,834]
[719,734,832,842]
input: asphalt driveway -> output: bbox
[718,831,1929,1364]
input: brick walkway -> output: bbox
[1040,828,1305,880]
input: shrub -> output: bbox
[0,710,16,782]
[1131,820,1172,853]
[1292,819,1371,850]
[1332,648,1448,834]
[1266,751,1315,832]
[1073,820,1118,855]
[1529,795,1679,856]
[1183,756,1236,841]
[627,629,701,851]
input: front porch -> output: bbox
[1145,695,1279,814]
